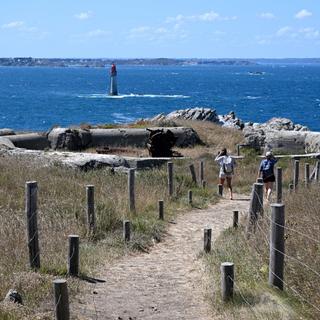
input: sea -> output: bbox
[0,64,320,131]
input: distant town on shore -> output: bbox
[0,57,320,67]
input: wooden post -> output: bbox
[189,164,197,184]
[218,184,223,196]
[289,183,294,194]
[123,220,131,242]
[26,181,40,270]
[158,200,164,220]
[67,235,79,277]
[257,178,264,184]
[269,204,285,290]
[167,162,173,196]
[293,160,299,190]
[233,211,239,229]
[199,161,204,185]
[86,185,95,234]
[221,262,234,301]
[53,279,70,320]
[188,190,192,205]
[237,144,240,156]
[276,167,282,203]
[248,183,263,230]
[202,180,206,189]
[128,169,135,212]
[305,163,310,187]
[204,228,212,253]
[316,161,320,182]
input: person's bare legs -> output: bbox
[219,177,225,196]
[266,182,273,201]
[226,177,233,200]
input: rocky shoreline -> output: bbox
[1,107,320,161]
[148,107,319,154]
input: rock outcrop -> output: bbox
[244,118,310,152]
[48,127,201,151]
[48,128,92,150]
[0,128,15,136]
[150,108,219,123]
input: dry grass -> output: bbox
[205,182,320,320]
[0,155,218,319]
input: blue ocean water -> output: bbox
[0,64,320,131]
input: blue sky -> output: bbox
[0,0,319,58]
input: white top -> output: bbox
[215,155,236,176]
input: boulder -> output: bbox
[264,131,308,154]
[0,128,15,136]
[150,107,219,123]
[48,128,92,150]
[0,137,15,148]
[218,111,245,130]
[305,132,320,153]
[6,133,49,150]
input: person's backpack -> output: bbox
[223,156,234,174]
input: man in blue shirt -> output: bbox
[258,151,278,201]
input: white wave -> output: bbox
[112,113,136,123]
[246,95,261,100]
[77,93,190,99]
[316,98,320,102]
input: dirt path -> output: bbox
[73,196,250,320]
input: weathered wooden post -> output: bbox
[237,144,240,156]
[167,162,173,196]
[247,183,263,231]
[67,235,79,277]
[204,228,212,253]
[26,181,40,270]
[257,178,264,184]
[188,190,192,205]
[221,262,234,301]
[269,204,285,290]
[189,164,197,184]
[218,184,223,196]
[128,169,135,212]
[289,183,294,193]
[293,160,299,190]
[315,161,320,182]
[199,161,204,185]
[158,200,164,220]
[276,167,282,203]
[233,211,239,229]
[86,185,95,234]
[305,163,310,187]
[202,180,207,189]
[123,220,131,242]
[53,279,70,320]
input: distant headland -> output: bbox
[0,57,319,67]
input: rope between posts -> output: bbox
[252,188,320,246]
[227,276,260,320]
[255,222,320,280]
[255,223,320,314]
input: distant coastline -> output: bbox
[0,57,320,68]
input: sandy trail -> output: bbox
[73,196,250,320]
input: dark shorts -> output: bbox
[263,175,275,183]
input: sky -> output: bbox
[0,0,319,58]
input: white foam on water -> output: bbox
[246,95,262,100]
[77,93,190,99]
[112,113,136,123]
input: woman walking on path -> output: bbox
[215,148,236,200]
[258,151,278,201]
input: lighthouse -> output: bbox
[109,63,118,96]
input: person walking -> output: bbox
[258,151,278,201]
[215,148,236,200]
